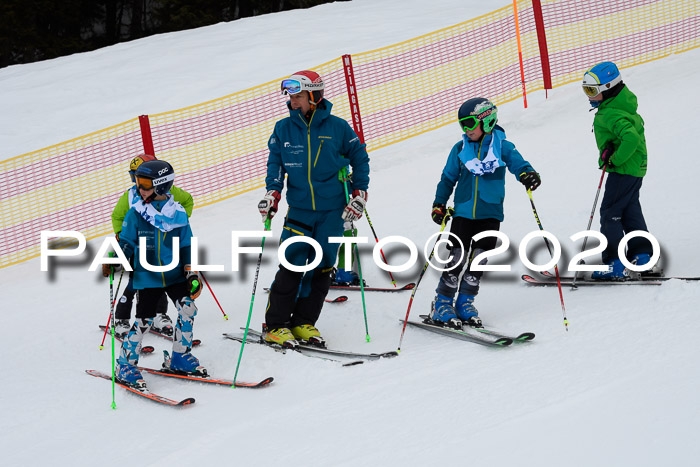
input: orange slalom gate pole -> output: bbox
[513,0,528,108]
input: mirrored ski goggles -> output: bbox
[281,78,302,95]
[459,116,481,131]
[583,84,602,98]
[135,176,154,191]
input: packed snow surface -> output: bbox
[1,1,699,465]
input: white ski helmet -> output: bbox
[281,70,325,106]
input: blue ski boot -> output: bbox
[168,351,207,376]
[332,268,366,287]
[429,294,461,329]
[116,362,147,391]
[591,258,630,281]
[631,253,663,277]
[455,294,483,328]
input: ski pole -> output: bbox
[364,207,397,287]
[397,207,454,352]
[200,272,228,320]
[100,266,124,350]
[108,258,117,410]
[526,190,569,331]
[233,217,271,387]
[340,168,370,342]
[571,161,609,289]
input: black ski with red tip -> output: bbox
[137,366,273,388]
[86,370,195,407]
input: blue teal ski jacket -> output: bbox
[434,127,534,221]
[265,100,370,211]
[119,199,193,290]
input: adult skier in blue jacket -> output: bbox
[429,98,540,329]
[116,160,205,390]
[258,70,370,348]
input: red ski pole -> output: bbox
[397,208,453,352]
[200,272,228,320]
[99,267,124,350]
[571,161,609,288]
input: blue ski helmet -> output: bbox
[458,98,498,133]
[134,160,175,196]
[582,62,622,98]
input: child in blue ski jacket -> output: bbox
[429,97,540,329]
[115,160,205,391]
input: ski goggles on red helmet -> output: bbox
[281,79,303,96]
[459,116,481,131]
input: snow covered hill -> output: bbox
[1,1,699,465]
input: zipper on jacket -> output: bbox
[472,138,485,218]
[314,140,324,168]
[299,112,317,210]
[158,230,167,287]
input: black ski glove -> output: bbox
[431,203,447,225]
[519,171,541,191]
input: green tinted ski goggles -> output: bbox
[459,116,481,131]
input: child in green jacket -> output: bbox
[582,61,658,280]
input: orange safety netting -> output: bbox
[1,0,698,269]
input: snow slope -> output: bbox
[1,1,699,466]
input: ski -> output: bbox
[223,332,364,366]
[85,369,195,407]
[537,270,700,282]
[137,366,274,388]
[99,325,201,347]
[242,328,399,360]
[327,295,349,303]
[471,327,535,343]
[521,274,662,286]
[403,316,513,347]
[223,330,398,366]
[329,282,416,292]
[97,326,155,354]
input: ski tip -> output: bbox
[141,346,155,354]
[496,338,514,346]
[235,376,275,388]
[178,397,196,406]
[517,332,536,342]
[403,283,416,290]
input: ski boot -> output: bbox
[429,294,462,329]
[290,324,326,348]
[591,258,630,281]
[166,350,207,377]
[262,324,299,349]
[116,362,147,391]
[332,268,366,287]
[113,319,130,339]
[152,313,174,336]
[632,253,663,277]
[455,294,483,328]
